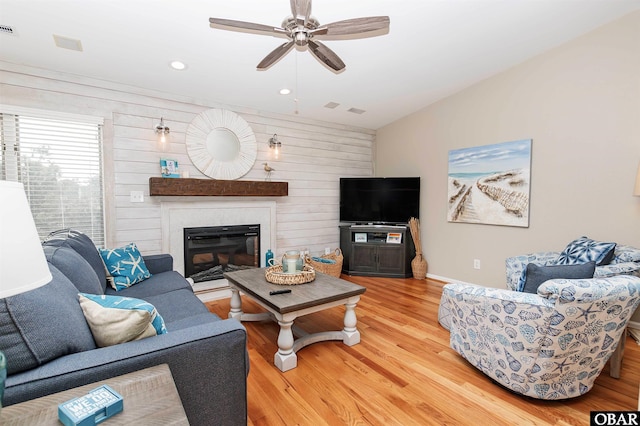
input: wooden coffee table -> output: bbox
[224,268,366,372]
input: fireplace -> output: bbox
[184,224,260,282]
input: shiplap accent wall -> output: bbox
[0,63,375,258]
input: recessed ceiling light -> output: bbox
[170,60,186,70]
[279,88,291,95]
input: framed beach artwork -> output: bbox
[447,139,532,227]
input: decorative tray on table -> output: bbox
[265,264,316,285]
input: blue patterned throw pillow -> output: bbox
[555,236,616,266]
[78,293,167,347]
[99,243,152,291]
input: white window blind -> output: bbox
[0,108,105,246]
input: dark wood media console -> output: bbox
[339,225,416,278]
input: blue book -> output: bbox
[58,385,123,426]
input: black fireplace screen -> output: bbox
[184,224,260,282]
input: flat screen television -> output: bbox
[339,177,420,225]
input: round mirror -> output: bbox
[186,109,257,180]
[206,128,240,162]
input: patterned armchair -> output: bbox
[438,275,640,399]
[506,244,640,291]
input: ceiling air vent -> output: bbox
[53,34,83,51]
[324,102,340,109]
[347,108,366,115]
[0,25,16,36]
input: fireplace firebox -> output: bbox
[184,224,260,282]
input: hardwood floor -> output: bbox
[205,275,640,425]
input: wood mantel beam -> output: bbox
[149,177,288,197]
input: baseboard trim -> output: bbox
[427,273,477,287]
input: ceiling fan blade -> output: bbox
[257,41,295,70]
[318,16,390,39]
[308,40,345,73]
[209,17,286,37]
[290,0,312,26]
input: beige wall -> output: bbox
[376,12,640,292]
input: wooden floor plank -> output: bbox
[206,275,640,425]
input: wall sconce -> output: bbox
[268,134,281,160]
[155,117,170,150]
[634,162,640,196]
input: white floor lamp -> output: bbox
[0,180,52,410]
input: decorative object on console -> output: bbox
[0,181,53,409]
[185,108,257,180]
[448,139,531,227]
[268,134,281,159]
[408,217,427,280]
[160,158,180,178]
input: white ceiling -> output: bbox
[1,0,639,129]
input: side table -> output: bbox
[1,364,188,425]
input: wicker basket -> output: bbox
[305,248,343,277]
[265,264,316,285]
[411,254,427,280]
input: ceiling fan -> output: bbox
[209,0,390,73]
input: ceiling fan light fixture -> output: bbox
[209,0,390,74]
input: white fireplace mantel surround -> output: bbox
[160,198,276,300]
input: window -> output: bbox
[0,108,105,246]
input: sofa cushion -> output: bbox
[104,271,192,299]
[0,265,96,375]
[522,261,596,294]
[78,293,167,347]
[556,236,616,266]
[143,289,211,324]
[42,229,108,293]
[98,243,152,291]
[43,246,103,294]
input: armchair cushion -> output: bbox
[522,261,595,294]
[556,236,616,266]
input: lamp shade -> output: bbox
[0,181,52,298]
[634,163,640,197]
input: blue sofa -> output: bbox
[1,230,248,426]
